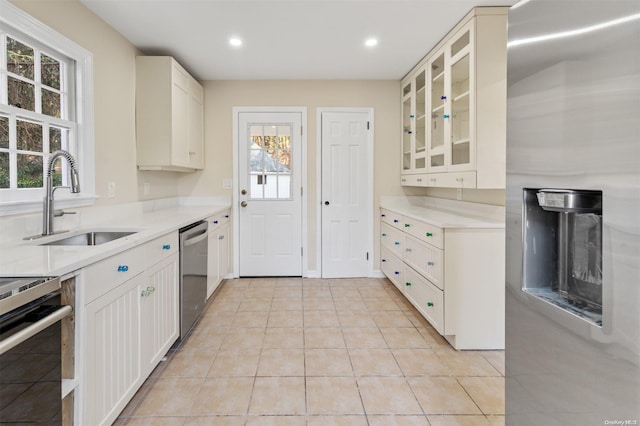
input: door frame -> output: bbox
[232,107,308,277]
[316,107,375,278]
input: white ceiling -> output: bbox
[80,0,516,81]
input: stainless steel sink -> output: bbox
[40,231,137,246]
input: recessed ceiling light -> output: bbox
[365,38,378,47]
[229,37,243,47]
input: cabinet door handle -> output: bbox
[426,232,433,237]
[404,223,410,228]
[394,241,400,246]
[427,302,434,307]
[405,248,412,252]
[405,282,412,287]
[440,95,447,100]
[117,265,129,272]
[443,114,450,119]
[218,235,225,240]
[162,244,171,250]
[427,261,435,266]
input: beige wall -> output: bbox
[178,80,403,272]
[9,0,179,205]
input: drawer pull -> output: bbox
[393,219,399,223]
[224,214,229,218]
[218,235,225,240]
[405,282,412,287]
[213,220,219,224]
[117,265,129,272]
[162,244,171,250]
[405,248,412,252]
[404,223,410,228]
[381,214,386,218]
[381,259,386,262]
[394,271,400,275]
[427,261,435,266]
[426,232,433,237]
[394,241,400,246]
[427,302,434,307]
[381,233,387,237]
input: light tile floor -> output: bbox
[115,277,505,425]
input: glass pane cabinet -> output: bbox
[399,7,507,189]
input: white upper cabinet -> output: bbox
[136,56,204,172]
[400,7,507,189]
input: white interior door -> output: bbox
[321,110,372,278]
[238,112,302,276]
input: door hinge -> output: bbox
[301,247,303,256]
[301,126,303,136]
[367,121,370,130]
[301,187,303,196]
[366,252,369,260]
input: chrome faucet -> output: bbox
[42,150,80,236]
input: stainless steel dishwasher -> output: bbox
[179,221,208,339]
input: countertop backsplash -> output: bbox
[0,196,231,245]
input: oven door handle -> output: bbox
[0,305,72,356]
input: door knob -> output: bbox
[241,201,248,207]
[324,201,330,206]
[241,189,247,195]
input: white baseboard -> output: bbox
[370,269,386,279]
[304,270,320,278]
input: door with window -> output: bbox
[238,112,302,276]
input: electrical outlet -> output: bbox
[143,182,150,196]
[107,181,116,198]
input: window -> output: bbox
[0,0,94,214]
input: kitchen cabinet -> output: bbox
[207,210,231,299]
[140,252,179,377]
[400,7,507,188]
[82,232,179,426]
[136,56,204,172]
[380,207,504,349]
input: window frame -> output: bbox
[0,0,95,216]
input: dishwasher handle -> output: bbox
[183,229,208,247]
[0,305,72,356]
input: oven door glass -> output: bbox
[0,294,62,425]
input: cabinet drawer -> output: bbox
[84,245,146,304]
[403,217,443,249]
[208,210,231,229]
[381,248,404,292]
[144,232,179,268]
[425,171,476,188]
[400,174,428,187]
[404,234,443,289]
[404,267,444,334]
[380,209,405,230]
[380,223,404,259]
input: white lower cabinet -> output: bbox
[140,253,179,377]
[207,210,231,299]
[82,232,179,426]
[84,273,143,426]
[380,207,504,350]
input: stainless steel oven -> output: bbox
[0,277,72,425]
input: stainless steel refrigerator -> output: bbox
[505,1,640,424]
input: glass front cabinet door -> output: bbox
[399,7,507,189]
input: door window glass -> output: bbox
[247,123,292,200]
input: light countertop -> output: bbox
[380,196,505,229]
[0,203,230,278]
